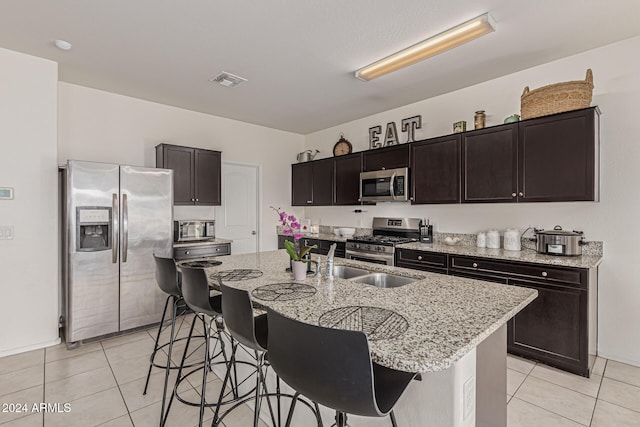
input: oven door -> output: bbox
[360,168,408,202]
[345,249,394,266]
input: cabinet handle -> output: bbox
[541,271,548,277]
[518,192,524,197]
[381,167,386,170]
[472,262,478,268]
[216,248,220,251]
[196,198,199,202]
[307,200,313,204]
[511,192,517,197]
[185,251,190,255]
[417,256,423,261]
[191,198,195,202]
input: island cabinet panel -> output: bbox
[291,158,334,206]
[362,144,410,171]
[411,135,461,204]
[156,143,221,206]
[518,107,599,202]
[447,254,591,377]
[396,248,447,274]
[462,124,519,203]
[333,153,362,205]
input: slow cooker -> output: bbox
[534,226,584,256]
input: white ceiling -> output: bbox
[1,0,639,134]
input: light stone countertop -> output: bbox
[197,250,537,373]
[173,238,233,248]
[396,242,603,269]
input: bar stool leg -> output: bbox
[197,317,215,427]
[143,294,172,395]
[159,295,180,426]
[389,410,398,427]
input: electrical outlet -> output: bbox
[463,376,475,420]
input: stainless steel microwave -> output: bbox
[174,220,215,242]
[359,167,409,202]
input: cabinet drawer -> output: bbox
[397,249,447,268]
[449,256,586,287]
[174,244,231,260]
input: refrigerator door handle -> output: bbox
[112,193,119,263]
[122,193,129,263]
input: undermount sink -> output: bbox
[350,273,416,288]
[332,265,370,279]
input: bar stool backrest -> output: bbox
[180,266,217,316]
[219,281,266,352]
[153,254,181,297]
[266,308,384,418]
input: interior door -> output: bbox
[119,165,173,331]
[215,162,259,254]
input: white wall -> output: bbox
[0,49,60,356]
[58,82,305,253]
[305,36,640,366]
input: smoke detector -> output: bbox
[209,71,248,88]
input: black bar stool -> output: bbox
[163,265,232,427]
[213,282,322,427]
[266,308,417,427]
[144,255,205,426]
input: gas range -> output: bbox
[345,217,421,266]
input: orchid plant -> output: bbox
[271,206,316,261]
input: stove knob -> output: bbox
[356,244,360,249]
[378,246,384,252]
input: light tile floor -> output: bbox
[1,319,640,427]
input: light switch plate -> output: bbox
[0,226,14,240]
[0,187,14,200]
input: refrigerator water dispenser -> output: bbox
[76,206,111,251]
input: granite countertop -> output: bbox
[173,238,233,248]
[396,242,603,269]
[196,250,537,373]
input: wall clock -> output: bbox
[333,134,353,156]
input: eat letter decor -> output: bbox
[369,114,423,148]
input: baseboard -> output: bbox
[0,337,61,358]
[597,351,640,368]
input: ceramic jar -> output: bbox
[504,228,521,251]
[476,232,487,248]
[486,230,500,249]
[474,110,486,129]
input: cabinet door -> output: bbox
[462,124,518,203]
[194,149,221,205]
[507,278,588,376]
[363,144,409,171]
[518,108,598,202]
[158,144,194,205]
[312,158,334,206]
[334,153,362,205]
[411,135,461,204]
[291,163,313,206]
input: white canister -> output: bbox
[476,232,487,248]
[504,228,521,251]
[486,230,500,249]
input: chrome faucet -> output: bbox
[324,243,337,279]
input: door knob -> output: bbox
[251,231,257,235]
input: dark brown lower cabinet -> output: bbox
[404,252,596,377]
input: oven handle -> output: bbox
[345,249,394,264]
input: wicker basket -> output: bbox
[520,69,594,119]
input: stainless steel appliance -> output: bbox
[174,219,215,242]
[359,167,409,202]
[62,160,173,343]
[534,226,584,256]
[346,217,420,265]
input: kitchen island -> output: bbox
[193,250,537,427]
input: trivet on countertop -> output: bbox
[251,283,317,301]
[318,306,408,341]
[180,259,223,268]
[210,269,263,281]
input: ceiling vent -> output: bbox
[209,71,248,88]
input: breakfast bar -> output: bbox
[193,249,537,427]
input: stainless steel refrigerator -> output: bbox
[62,160,173,344]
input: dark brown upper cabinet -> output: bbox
[156,143,221,206]
[362,144,410,171]
[291,158,334,206]
[518,107,599,202]
[411,135,461,204]
[462,124,519,203]
[334,153,362,205]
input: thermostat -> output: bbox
[0,187,14,200]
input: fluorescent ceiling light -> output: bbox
[355,13,495,81]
